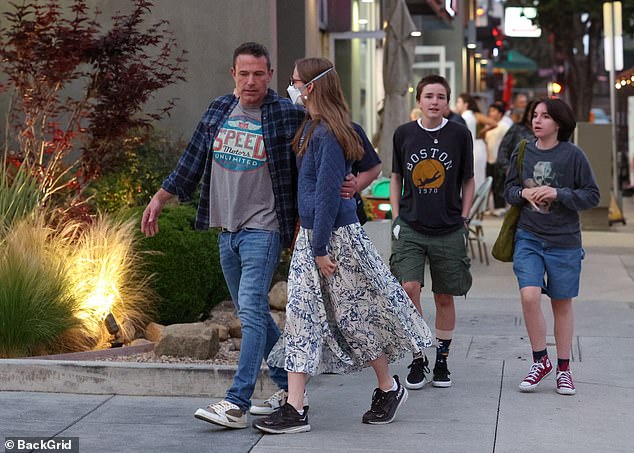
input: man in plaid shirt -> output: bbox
[142,42,305,429]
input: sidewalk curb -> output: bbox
[0,359,275,398]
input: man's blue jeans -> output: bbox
[218,228,288,411]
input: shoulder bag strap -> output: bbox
[517,139,527,176]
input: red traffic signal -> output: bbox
[492,26,504,48]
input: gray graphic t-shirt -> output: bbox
[512,140,599,247]
[208,103,279,232]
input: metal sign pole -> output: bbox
[610,8,619,211]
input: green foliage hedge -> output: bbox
[134,203,229,324]
[86,130,183,213]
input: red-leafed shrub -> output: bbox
[0,0,187,213]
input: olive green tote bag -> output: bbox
[491,139,527,262]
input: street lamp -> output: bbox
[551,81,564,95]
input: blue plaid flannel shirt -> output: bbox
[162,89,305,248]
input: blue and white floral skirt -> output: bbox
[267,223,433,376]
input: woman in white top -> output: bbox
[456,93,487,191]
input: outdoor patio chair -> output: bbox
[468,176,493,265]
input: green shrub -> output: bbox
[273,248,292,285]
[134,203,229,324]
[0,163,41,238]
[86,130,184,213]
[0,220,78,358]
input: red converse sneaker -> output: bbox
[518,356,553,392]
[556,369,576,395]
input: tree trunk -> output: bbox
[536,0,604,121]
[568,17,602,121]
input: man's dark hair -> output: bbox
[519,99,538,128]
[416,75,451,102]
[458,93,481,113]
[494,100,508,112]
[488,102,505,116]
[232,42,271,70]
[537,97,577,141]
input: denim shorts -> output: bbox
[389,217,472,296]
[513,228,585,299]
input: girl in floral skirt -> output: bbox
[253,57,433,434]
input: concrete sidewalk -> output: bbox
[2,202,634,452]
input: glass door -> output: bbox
[329,31,384,141]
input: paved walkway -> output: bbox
[2,200,634,452]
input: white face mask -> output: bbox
[287,66,335,105]
[287,85,304,105]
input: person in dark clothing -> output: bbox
[494,100,538,205]
[390,75,475,391]
[444,104,467,127]
[497,100,538,172]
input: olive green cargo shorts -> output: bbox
[389,217,472,296]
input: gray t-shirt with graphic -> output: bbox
[208,103,279,232]
[505,139,600,247]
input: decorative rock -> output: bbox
[119,319,137,344]
[154,323,219,360]
[270,310,286,331]
[268,281,287,310]
[228,318,242,338]
[144,322,165,343]
[129,338,153,347]
[211,300,236,313]
[206,322,229,341]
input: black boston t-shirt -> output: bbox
[392,119,473,235]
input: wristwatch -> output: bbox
[462,216,471,225]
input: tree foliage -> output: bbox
[508,0,634,120]
[0,0,186,211]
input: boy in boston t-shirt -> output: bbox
[390,74,475,391]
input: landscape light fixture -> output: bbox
[104,313,123,348]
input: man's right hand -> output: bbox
[141,189,173,237]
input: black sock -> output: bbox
[436,338,452,364]
[532,349,548,362]
[557,358,570,371]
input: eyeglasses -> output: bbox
[289,76,304,86]
[289,66,334,87]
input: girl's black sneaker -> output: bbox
[252,403,310,434]
[362,375,408,424]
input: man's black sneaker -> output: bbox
[432,361,452,388]
[405,355,430,389]
[252,403,310,434]
[362,375,408,425]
